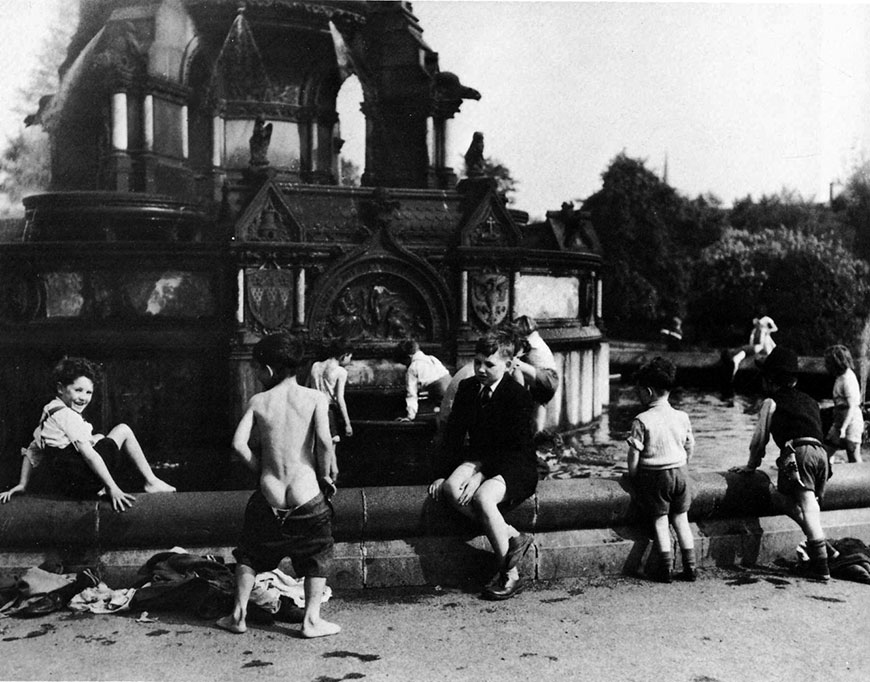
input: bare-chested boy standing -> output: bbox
[217,332,340,638]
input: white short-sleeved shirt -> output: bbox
[37,398,96,449]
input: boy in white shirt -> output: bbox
[0,357,175,511]
[396,339,451,421]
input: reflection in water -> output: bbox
[543,385,766,479]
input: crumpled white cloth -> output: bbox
[249,568,331,613]
[68,582,136,614]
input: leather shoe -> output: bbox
[505,532,534,571]
[482,572,524,601]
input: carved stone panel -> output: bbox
[324,273,430,341]
[245,268,295,332]
[470,270,509,329]
[470,212,509,246]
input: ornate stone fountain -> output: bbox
[0,0,606,489]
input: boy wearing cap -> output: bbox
[731,346,831,580]
[626,356,697,582]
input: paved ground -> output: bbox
[1,565,868,682]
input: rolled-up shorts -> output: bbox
[633,466,691,517]
[46,438,121,498]
[776,442,829,500]
[233,490,334,578]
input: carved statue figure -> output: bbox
[249,115,273,167]
[433,71,481,102]
[464,132,486,178]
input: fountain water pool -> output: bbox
[540,383,863,480]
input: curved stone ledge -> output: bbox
[2,465,869,551]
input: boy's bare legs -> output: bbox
[471,478,520,570]
[216,563,256,634]
[651,515,672,553]
[106,424,176,493]
[670,511,697,581]
[845,440,863,463]
[300,576,341,639]
[670,511,694,550]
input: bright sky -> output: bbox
[2,1,869,220]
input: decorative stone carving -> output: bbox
[470,212,506,246]
[249,115,272,168]
[236,181,304,242]
[470,270,509,328]
[325,276,428,341]
[245,268,295,332]
[464,131,485,178]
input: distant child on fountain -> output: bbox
[308,337,354,444]
[823,344,864,464]
[428,331,537,600]
[396,338,452,421]
[626,356,697,582]
[218,332,340,639]
[0,357,176,511]
[731,346,831,580]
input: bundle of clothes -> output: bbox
[0,547,330,623]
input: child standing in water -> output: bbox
[732,346,831,580]
[308,337,354,443]
[626,356,697,582]
[218,332,340,638]
[824,344,864,463]
[0,357,175,511]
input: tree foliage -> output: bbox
[690,228,870,353]
[482,157,517,205]
[581,153,726,338]
[0,0,74,217]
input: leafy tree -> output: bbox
[339,157,361,187]
[840,158,870,260]
[582,153,726,338]
[482,157,517,205]
[0,1,75,216]
[689,227,870,353]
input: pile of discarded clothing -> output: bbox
[1,547,329,623]
[792,537,870,583]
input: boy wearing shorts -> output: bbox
[218,333,340,638]
[428,332,537,600]
[732,346,831,580]
[627,357,697,582]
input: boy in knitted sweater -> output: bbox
[626,357,696,582]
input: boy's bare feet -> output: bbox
[301,620,341,639]
[216,615,247,634]
[144,479,177,493]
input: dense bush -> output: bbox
[689,228,870,353]
[583,154,726,339]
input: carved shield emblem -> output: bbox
[246,269,295,330]
[471,272,509,328]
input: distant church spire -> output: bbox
[662,152,669,185]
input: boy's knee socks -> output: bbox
[680,547,697,581]
[650,550,672,583]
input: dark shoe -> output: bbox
[677,566,697,582]
[505,533,534,571]
[482,572,524,601]
[648,562,672,583]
